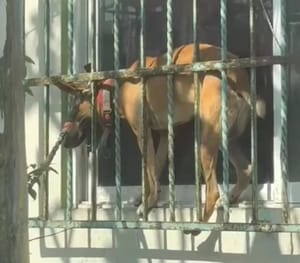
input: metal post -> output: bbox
[249,0,258,222]
[193,0,202,221]
[40,0,50,220]
[65,0,74,222]
[279,0,289,224]
[220,0,229,223]
[90,0,98,221]
[113,0,122,220]
[139,0,148,221]
[166,0,175,222]
[272,0,289,223]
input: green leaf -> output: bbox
[28,187,37,200]
[49,166,58,174]
[25,86,34,96]
[25,55,35,65]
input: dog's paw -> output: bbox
[136,203,146,218]
[215,196,225,209]
[133,194,142,207]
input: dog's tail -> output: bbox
[239,90,266,119]
[229,68,267,119]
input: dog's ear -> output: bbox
[103,79,116,87]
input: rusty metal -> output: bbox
[24,56,289,88]
[28,218,300,233]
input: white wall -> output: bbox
[9,0,300,262]
[25,0,63,219]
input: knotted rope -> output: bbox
[27,131,67,199]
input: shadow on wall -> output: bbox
[31,207,300,263]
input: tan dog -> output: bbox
[56,43,266,222]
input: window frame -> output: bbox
[70,0,300,209]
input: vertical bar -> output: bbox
[272,0,289,223]
[166,0,175,222]
[65,0,74,222]
[40,0,50,220]
[61,0,69,209]
[86,0,89,62]
[220,0,229,223]
[98,0,104,70]
[90,0,98,221]
[140,0,148,221]
[113,0,122,220]
[249,0,258,222]
[193,0,202,221]
[279,0,289,223]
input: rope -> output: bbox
[113,0,122,220]
[167,0,175,222]
[220,0,229,223]
[28,131,67,200]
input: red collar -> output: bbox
[97,89,112,127]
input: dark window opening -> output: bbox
[97,0,281,186]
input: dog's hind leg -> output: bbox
[200,128,220,222]
[135,128,160,217]
[134,131,168,207]
[228,140,252,204]
[155,131,168,182]
[198,75,223,222]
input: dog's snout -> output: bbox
[62,121,75,132]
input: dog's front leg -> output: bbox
[136,128,159,217]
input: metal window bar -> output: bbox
[166,0,175,222]
[220,0,230,223]
[90,0,98,221]
[279,0,289,224]
[98,0,104,71]
[65,0,74,222]
[249,0,259,223]
[24,56,288,87]
[113,0,122,220]
[28,220,300,233]
[193,0,202,222]
[139,0,148,221]
[40,0,50,220]
[26,1,297,233]
[60,0,68,211]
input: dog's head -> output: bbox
[54,65,115,149]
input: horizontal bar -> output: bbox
[28,219,300,233]
[24,56,288,87]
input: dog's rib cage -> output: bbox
[25,0,300,233]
